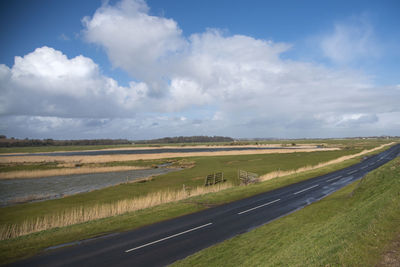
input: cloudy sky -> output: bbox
[1,0,399,140]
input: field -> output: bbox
[0,144,336,179]
[0,137,386,154]
[173,153,400,266]
[0,139,397,264]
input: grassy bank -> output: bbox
[0,146,387,264]
[174,157,400,266]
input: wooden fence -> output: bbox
[204,172,225,186]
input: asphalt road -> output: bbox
[11,144,400,267]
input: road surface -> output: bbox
[10,144,400,266]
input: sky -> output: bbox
[0,0,399,140]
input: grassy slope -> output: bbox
[0,150,359,226]
[174,157,400,266]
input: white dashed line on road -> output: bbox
[238,199,281,215]
[327,176,342,182]
[293,184,319,195]
[125,223,213,253]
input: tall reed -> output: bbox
[0,182,232,240]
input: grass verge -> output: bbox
[173,156,400,266]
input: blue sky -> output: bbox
[0,0,399,139]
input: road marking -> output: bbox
[293,184,319,195]
[327,175,342,182]
[238,199,281,215]
[360,165,368,169]
[125,223,213,253]
[348,170,357,175]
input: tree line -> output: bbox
[0,136,131,147]
[0,135,234,147]
[135,136,234,144]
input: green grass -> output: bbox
[0,149,360,226]
[0,148,379,264]
[173,157,400,266]
[0,142,395,264]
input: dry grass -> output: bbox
[0,182,233,240]
[0,147,338,164]
[0,166,146,179]
[259,142,393,182]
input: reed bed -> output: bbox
[0,182,233,240]
[259,142,393,181]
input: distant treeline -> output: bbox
[0,135,234,147]
[0,136,131,147]
[136,136,234,144]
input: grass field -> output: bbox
[0,140,396,264]
[0,149,361,226]
[0,138,393,154]
[173,155,400,266]
[0,154,364,264]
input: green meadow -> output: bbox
[0,139,396,264]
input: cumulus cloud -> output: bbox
[82,0,186,94]
[0,46,150,118]
[1,0,399,139]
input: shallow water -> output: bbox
[0,167,179,206]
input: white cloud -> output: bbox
[320,15,380,64]
[82,0,186,94]
[1,0,399,139]
[0,46,150,118]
